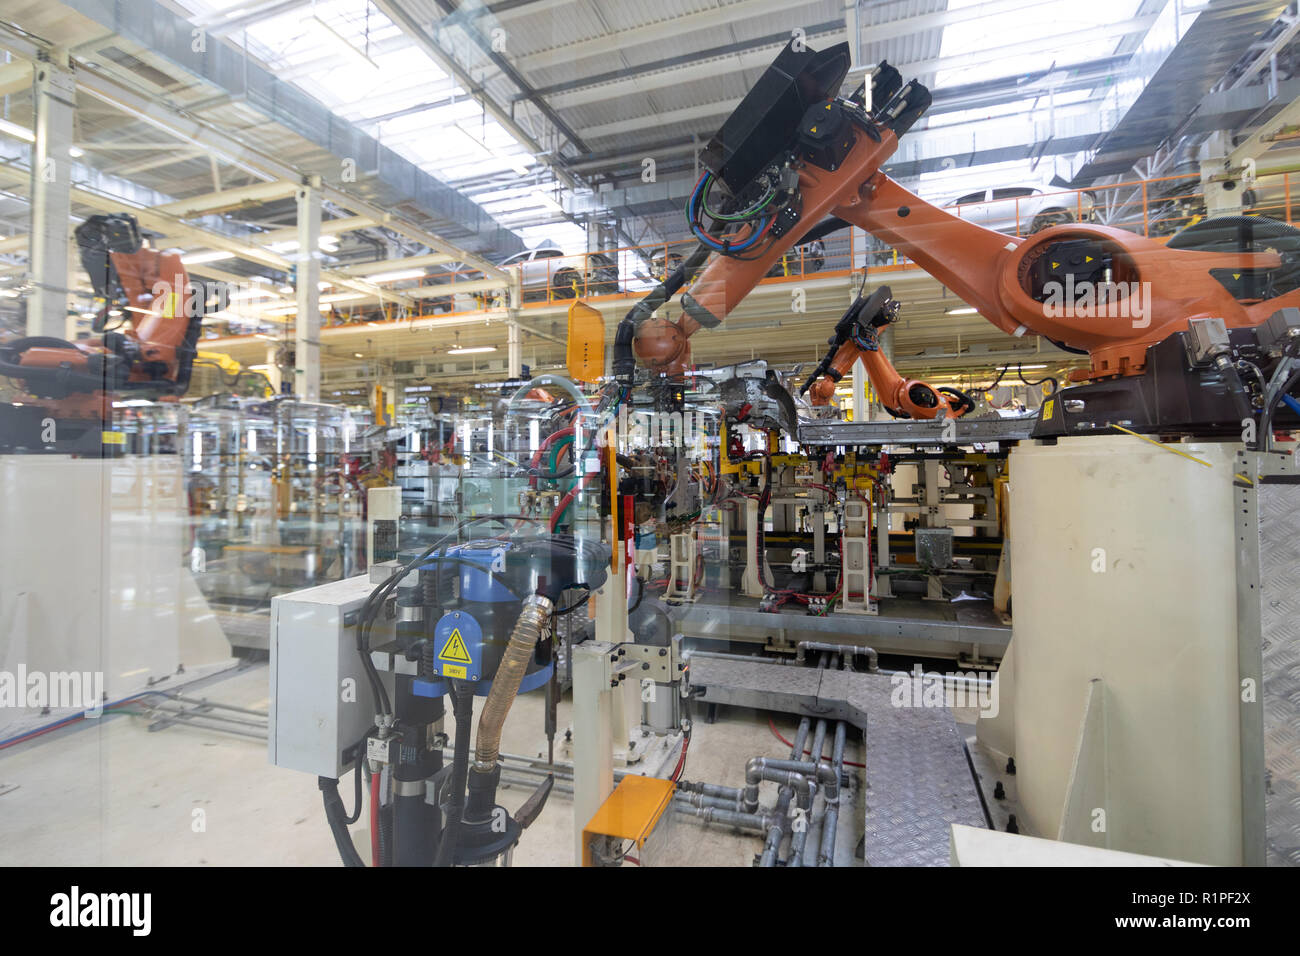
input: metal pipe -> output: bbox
[810,718,828,768]
[675,800,777,834]
[473,594,552,771]
[746,757,842,797]
[788,719,827,867]
[795,641,879,672]
[817,721,849,867]
[677,790,741,812]
[682,649,782,666]
[677,779,743,802]
[501,771,573,796]
[743,760,815,812]
[154,693,269,718]
[145,702,268,731]
[760,717,809,867]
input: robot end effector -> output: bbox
[800,285,973,419]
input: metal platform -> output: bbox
[797,415,1038,446]
[671,596,1010,663]
[687,657,990,866]
[1234,450,1300,866]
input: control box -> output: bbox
[269,575,395,777]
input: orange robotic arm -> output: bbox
[0,214,201,414]
[801,286,972,418]
[634,49,1298,384]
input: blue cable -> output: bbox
[687,174,769,252]
[0,688,157,749]
[1282,394,1300,416]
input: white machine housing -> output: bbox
[268,575,394,777]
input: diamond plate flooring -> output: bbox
[690,657,989,866]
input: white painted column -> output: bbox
[294,175,322,400]
[263,344,282,394]
[27,53,75,339]
[507,319,522,378]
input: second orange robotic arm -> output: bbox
[802,287,972,418]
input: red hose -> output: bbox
[530,426,577,488]
[531,427,576,474]
[549,469,600,532]
[369,770,382,867]
[670,732,690,782]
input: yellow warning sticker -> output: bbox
[101,431,125,445]
[439,629,472,664]
[441,664,467,680]
[1042,398,1055,420]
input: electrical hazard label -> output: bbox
[432,612,482,682]
[439,630,472,664]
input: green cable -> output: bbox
[700,172,777,222]
[546,434,575,475]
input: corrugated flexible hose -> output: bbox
[474,594,553,772]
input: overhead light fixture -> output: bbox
[228,288,275,301]
[367,268,426,283]
[946,307,978,315]
[0,119,34,143]
[449,125,493,161]
[447,346,496,355]
[181,250,236,265]
[68,146,84,158]
[353,352,365,359]
[530,190,564,213]
[499,155,531,176]
[267,238,338,253]
[305,14,381,72]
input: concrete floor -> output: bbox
[0,660,864,867]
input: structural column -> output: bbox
[507,319,522,378]
[294,175,322,401]
[27,52,75,339]
[263,344,282,394]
